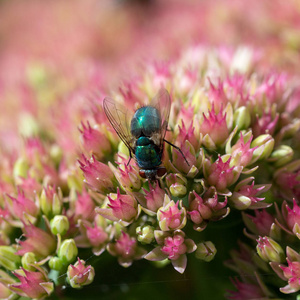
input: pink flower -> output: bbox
[176,104,195,131]
[67,258,95,288]
[15,176,42,198]
[281,199,300,235]
[78,154,115,194]
[280,259,300,293]
[256,236,284,263]
[85,224,108,249]
[79,121,110,160]
[74,215,111,256]
[274,162,300,201]
[230,178,270,209]
[188,189,229,231]
[223,74,249,105]
[142,182,166,212]
[227,277,266,300]
[16,223,56,259]
[208,79,228,112]
[24,137,46,161]
[5,189,39,223]
[170,140,202,175]
[176,121,200,152]
[107,232,147,267]
[231,133,256,167]
[113,160,142,192]
[242,209,275,236]
[9,266,54,299]
[96,188,138,224]
[200,104,229,147]
[252,111,279,138]
[145,230,196,274]
[255,72,288,107]
[205,156,241,193]
[157,197,186,231]
[74,189,95,222]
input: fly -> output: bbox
[103,88,189,181]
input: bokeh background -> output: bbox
[0,0,300,299]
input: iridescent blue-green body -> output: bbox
[130,106,163,178]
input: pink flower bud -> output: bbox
[74,189,95,222]
[205,156,241,192]
[200,104,229,147]
[113,161,142,192]
[256,236,284,263]
[143,182,165,212]
[157,198,186,231]
[16,224,56,260]
[78,154,115,194]
[5,189,39,223]
[96,188,138,224]
[145,230,196,273]
[67,258,95,289]
[9,266,54,299]
[79,121,110,160]
[107,232,147,267]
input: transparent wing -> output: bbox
[149,88,171,142]
[103,97,135,153]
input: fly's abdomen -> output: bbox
[135,137,161,169]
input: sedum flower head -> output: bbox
[0,16,300,298]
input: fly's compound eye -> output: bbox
[156,167,167,177]
[139,170,147,178]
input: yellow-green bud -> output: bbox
[39,187,63,217]
[269,145,293,167]
[50,215,70,236]
[170,184,187,197]
[166,173,187,197]
[21,252,37,271]
[50,144,63,167]
[49,256,65,271]
[136,226,155,244]
[256,236,284,263]
[13,157,29,179]
[251,134,274,160]
[0,246,21,270]
[233,106,251,130]
[58,239,78,264]
[195,241,217,262]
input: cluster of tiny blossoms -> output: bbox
[1,46,300,299]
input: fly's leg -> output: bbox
[163,139,190,166]
[126,152,133,166]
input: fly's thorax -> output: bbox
[130,106,161,138]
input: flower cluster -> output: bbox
[0,1,300,296]
[0,43,300,298]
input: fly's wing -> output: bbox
[103,97,135,154]
[149,88,171,144]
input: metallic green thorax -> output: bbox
[130,106,161,137]
[130,106,162,170]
